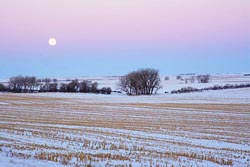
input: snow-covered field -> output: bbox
[69,73,250,93]
[0,74,250,167]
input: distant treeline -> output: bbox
[176,74,211,84]
[171,83,250,94]
[0,76,112,94]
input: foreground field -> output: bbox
[0,92,250,167]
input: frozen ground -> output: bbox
[17,87,250,104]
[73,73,250,93]
[0,74,250,167]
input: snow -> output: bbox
[0,74,250,167]
[13,87,250,104]
[1,73,248,104]
[74,74,250,93]
[0,152,66,167]
[0,102,9,105]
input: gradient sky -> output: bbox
[0,0,249,78]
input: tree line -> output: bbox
[176,74,211,83]
[1,68,228,96]
[171,83,250,94]
[0,76,112,94]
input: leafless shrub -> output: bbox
[196,74,210,83]
[171,87,200,94]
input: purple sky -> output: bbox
[0,0,249,78]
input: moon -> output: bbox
[48,38,57,46]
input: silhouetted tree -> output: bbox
[41,78,51,92]
[79,80,91,93]
[118,68,161,95]
[106,87,112,94]
[67,79,79,92]
[49,83,58,92]
[197,75,210,83]
[28,76,37,92]
[5,75,113,95]
[100,87,112,94]
[9,75,22,92]
[101,87,107,94]
[91,82,98,93]
[8,76,38,92]
[176,75,182,80]
[117,75,131,95]
[59,83,68,92]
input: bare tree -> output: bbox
[106,87,112,94]
[145,68,161,94]
[67,79,79,92]
[49,83,58,92]
[59,83,68,92]
[100,87,112,94]
[91,82,98,93]
[9,76,19,92]
[197,75,210,83]
[0,83,6,92]
[176,75,182,80]
[41,78,51,92]
[79,80,91,93]
[117,68,161,95]
[117,76,131,95]
[8,76,38,93]
[9,75,24,92]
[28,76,37,92]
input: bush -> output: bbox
[176,75,182,80]
[196,75,210,83]
[171,83,250,94]
[171,87,200,94]
[106,87,112,94]
[100,87,112,94]
[0,83,6,92]
[79,80,91,93]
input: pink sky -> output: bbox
[1,0,249,50]
[0,0,249,77]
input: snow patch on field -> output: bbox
[13,87,250,104]
[0,152,65,167]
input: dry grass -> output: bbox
[0,93,250,166]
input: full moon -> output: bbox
[48,38,57,46]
